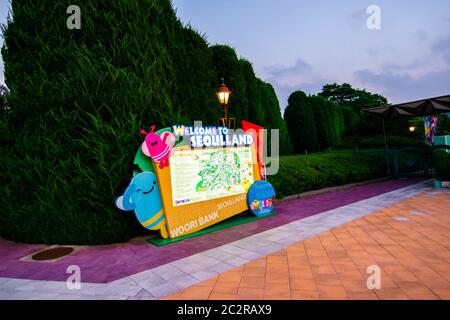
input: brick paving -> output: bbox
[0,178,418,283]
[1,180,449,300]
[164,191,450,300]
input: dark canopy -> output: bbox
[361,94,450,119]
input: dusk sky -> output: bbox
[1,1,449,109]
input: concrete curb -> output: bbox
[276,176,392,202]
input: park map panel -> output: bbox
[170,147,254,207]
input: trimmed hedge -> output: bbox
[0,0,292,245]
[336,135,428,150]
[269,151,387,198]
[284,91,345,154]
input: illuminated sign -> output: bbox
[118,122,272,239]
[170,147,255,207]
[172,125,254,148]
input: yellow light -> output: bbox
[409,125,416,133]
[217,91,230,105]
[216,78,231,105]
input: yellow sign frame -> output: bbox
[153,145,261,238]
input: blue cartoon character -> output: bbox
[115,172,168,238]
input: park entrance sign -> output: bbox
[169,147,255,207]
[116,123,273,239]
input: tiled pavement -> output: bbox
[165,187,450,300]
[0,179,449,299]
[0,178,419,283]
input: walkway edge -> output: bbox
[278,176,391,202]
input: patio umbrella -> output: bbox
[361,94,450,174]
[361,94,450,120]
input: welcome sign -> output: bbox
[155,144,261,238]
[172,125,254,148]
[116,123,269,239]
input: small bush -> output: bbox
[435,156,450,181]
[269,151,387,198]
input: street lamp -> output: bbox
[409,125,416,133]
[216,78,235,129]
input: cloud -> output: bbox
[348,7,367,30]
[261,58,329,110]
[380,56,442,77]
[355,32,450,103]
[264,76,330,112]
[413,29,428,42]
[263,59,313,78]
[431,35,450,66]
[355,68,450,103]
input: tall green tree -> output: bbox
[436,113,450,136]
[319,83,392,135]
[309,96,344,149]
[284,91,320,154]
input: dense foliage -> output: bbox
[269,151,387,198]
[335,135,429,150]
[318,83,390,135]
[284,91,344,153]
[283,83,433,155]
[0,0,291,244]
[435,155,450,181]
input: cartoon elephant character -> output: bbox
[115,172,168,238]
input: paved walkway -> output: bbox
[0,178,419,283]
[1,179,449,299]
[164,189,450,300]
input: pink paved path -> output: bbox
[0,179,422,283]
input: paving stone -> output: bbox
[171,260,205,274]
[146,283,179,298]
[187,254,222,267]
[129,271,167,289]
[190,269,219,282]
[151,264,187,281]
[171,275,200,290]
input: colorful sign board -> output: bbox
[116,123,270,239]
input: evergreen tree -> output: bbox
[284,91,320,154]
[319,83,395,136]
[0,0,292,244]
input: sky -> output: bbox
[1,0,449,109]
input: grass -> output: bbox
[269,151,387,198]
